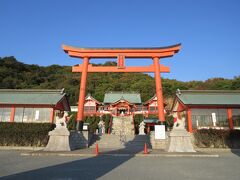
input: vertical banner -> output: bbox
[212,113,216,126]
[35,110,40,120]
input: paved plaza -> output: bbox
[0,149,240,180]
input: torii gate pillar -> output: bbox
[153,57,165,122]
[76,57,89,130]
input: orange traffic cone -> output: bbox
[144,142,148,154]
[95,143,99,156]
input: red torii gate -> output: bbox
[63,44,181,130]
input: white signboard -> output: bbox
[211,113,216,126]
[35,110,40,120]
[83,125,88,130]
[155,125,165,139]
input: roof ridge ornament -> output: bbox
[177,89,181,95]
[61,88,65,94]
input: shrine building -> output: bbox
[79,92,163,117]
[83,94,102,116]
[171,89,240,133]
[103,92,142,116]
[0,89,70,123]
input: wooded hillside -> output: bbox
[1,56,240,105]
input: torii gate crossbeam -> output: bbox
[63,44,181,130]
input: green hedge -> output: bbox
[102,114,111,134]
[194,129,240,148]
[0,122,55,147]
[84,115,100,133]
[134,114,144,134]
[67,112,77,130]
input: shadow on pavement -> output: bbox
[1,136,148,180]
[231,149,240,157]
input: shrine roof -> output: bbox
[0,89,70,110]
[103,92,141,104]
[85,93,101,104]
[62,43,181,58]
[63,43,181,51]
[143,95,157,105]
[175,89,240,106]
[144,119,158,123]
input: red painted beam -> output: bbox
[68,51,175,59]
[72,64,170,73]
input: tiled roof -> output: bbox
[144,119,158,123]
[85,94,101,104]
[103,92,141,104]
[0,89,70,110]
[176,89,240,106]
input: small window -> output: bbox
[150,107,155,112]
[14,108,24,122]
[0,108,11,122]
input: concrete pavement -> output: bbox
[0,149,240,180]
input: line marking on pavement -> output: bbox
[20,153,219,158]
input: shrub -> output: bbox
[84,115,100,133]
[165,115,174,129]
[102,114,111,133]
[134,114,144,134]
[145,114,158,119]
[194,129,240,148]
[67,112,77,130]
[0,122,55,147]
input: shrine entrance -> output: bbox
[118,109,126,115]
[63,44,181,130]
[111,100,135,116]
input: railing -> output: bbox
[215,115,229,127]
[233,115,240,127]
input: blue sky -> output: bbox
[0,0,239,81]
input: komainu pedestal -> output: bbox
[44,111,71,151]
[167,118,195,152]
[44,127,71,151]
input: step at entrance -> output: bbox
[90,134,151,149]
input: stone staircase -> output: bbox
[89,116,151,150]
[90,134,125,149]
[111,116,135,137]
[125,135,152,150]
[90,134,151,150]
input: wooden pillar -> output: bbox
[227,108,234,130]
[10,107,15,123]
[153,57,165,123]
[177,112,182,119]
[50,109,55,123]
[77,57,89,130]
[187,108,193,133]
